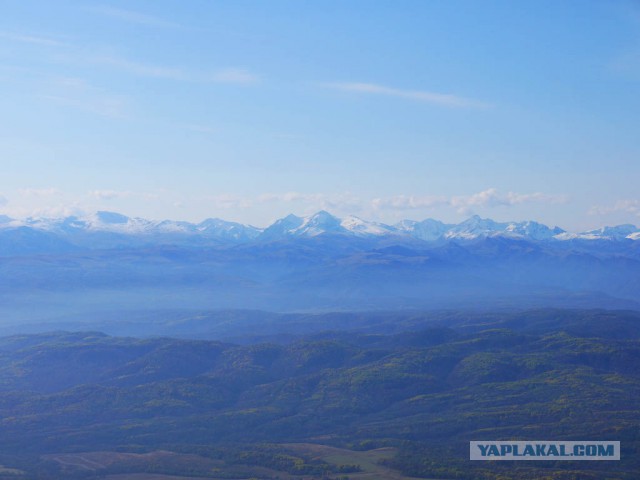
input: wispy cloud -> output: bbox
[1,204,87,219]
[209,68,260,85]
[195,192,363,214]
[223,189,560,217]
[86,5,181,28]
[0,31,67,47]
[324,82,490,108]
[90,55,188,80]
[373,189,568,214]
[371,195,448,210]
[258,192,364,215]
[89,189,131,200]
[451,189,567,212]
[89,190,159,201]
[590,199,640,217]
[259,192,327,203]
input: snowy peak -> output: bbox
[77,212,153,234]
[396,218,453,241]
[504,220,565,240]
[259,214,305,240]
[197,218,262,241]
[261,211,398,239]
[299,210,345,235]
[260,211,347,239]
[583,224,638,240]
[1,210,639,244]
[94,211,129,224]
[341,215,398,236]
[435,216,566,241]
[445,215,509,239]
[18,211,154,234]
[555,224,640,241]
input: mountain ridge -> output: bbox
[1,210,638,244]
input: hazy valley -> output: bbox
[0,211,638,328]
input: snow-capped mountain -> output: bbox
[0,210,639,316]
[0,210,638,246]
[259,211,396,240]
[259,213,314,240]
[444,215,509,239]
[504,220,565,240]
[19,211,156,234]
[395,219,452,241]
[555,224,640,241]
[341,215,398,236]
[197,218,262,241]
[580,225,639,241]
[430,215,565,241]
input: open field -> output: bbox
[44,443,425,480]
[283,443,430,479]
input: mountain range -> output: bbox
[1,210,639,250]
[0,210,639,325]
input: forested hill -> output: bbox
[0,309,638,479]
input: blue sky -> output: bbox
[1,0,639,230]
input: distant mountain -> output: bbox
[557,224,639,241]
[439,215,565,240]
[197,218,262,241]
[0,210,639,319]
[0,210,637,246]
[260,211,346,239]
[260,211,399,240]
[395,218,452,241]
[341,214,398,236]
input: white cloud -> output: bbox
[258,192,363,212]
[256,189,565,218]
[259,192,326,203]
[89,190,132,200]
[86,5,181,28]
[371,195,448,210]
[324,82,490,108]
[88,190,159,201]
[590,199,640,217]
[373,189,568,214]
[0,195,8,206]
[1,204,87,219]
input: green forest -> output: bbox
[0,309,637,479]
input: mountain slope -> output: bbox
[0,311,638,478]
